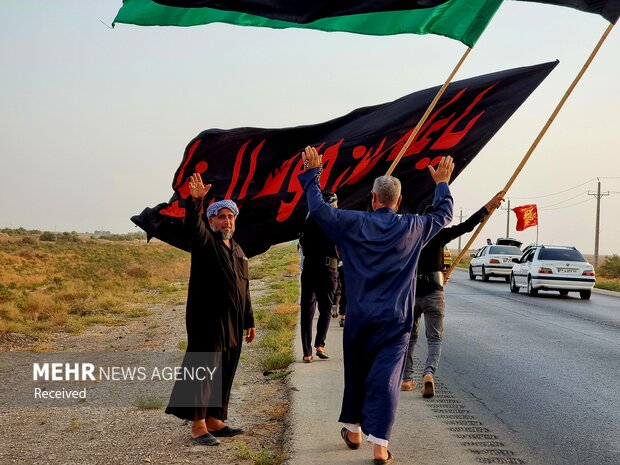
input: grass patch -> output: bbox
[261,351,295,371]
[453,252,472,269]
[135,395,165,410]
[66,419,82,432]
[595,277,620,292]
[266,370,291,381]
[236,442,285,465]
[248,243,299,371]
[0,234,189,338]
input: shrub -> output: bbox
[58,231,80,243]
[125,266,150,279]
[22,292,68,322]
[599,254,620,278]
[39,231,57,242]
[135,395,165,410]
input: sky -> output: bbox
[0,1,618,255]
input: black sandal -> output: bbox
[340,427,361,450]
[315,350,329,360]
[191,433,220,446]
[373,450,393,464]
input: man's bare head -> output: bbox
[371,176,402,211]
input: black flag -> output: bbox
[132,61,558,257]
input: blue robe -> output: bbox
[298,168,453,440]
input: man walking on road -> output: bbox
[401,191,504,398]
[298,146,454,464]
[298,190,340,362]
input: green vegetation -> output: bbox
[65,419,82,432]
[249,242,299,371]
[595,277,620,293]
[455,253,472,269]
[0,233,189,339]
[236,442,285,465]
[135,395,165,410]
[594,254,620,292]
[598,254,620,278]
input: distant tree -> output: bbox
[599,254,620,278]
[58,231,80,242]
[2,227,40,236]
[39,231,57,242]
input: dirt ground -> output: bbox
[0,279,290,465]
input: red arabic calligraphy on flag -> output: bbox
[131,62,557,257]
[513,204,539,231]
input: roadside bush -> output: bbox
[125,265,150,279]
[22,292,68,322]
[598,254,620,278]
[39,231,57,242]
[57,231,80,243]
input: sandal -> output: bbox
[373,450,393,464]
[340,427,361,450]
[303,356,313,363]
[315,349,329,360]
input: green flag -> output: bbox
[113,0,504,47]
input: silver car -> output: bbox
[509,245,595,299]
[469,245,523,282]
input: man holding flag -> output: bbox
[298,146,454,463]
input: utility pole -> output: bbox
[506,198,511,237]
[587,179,609,270]
[457,209,464,255]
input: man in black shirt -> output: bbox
[401,191,504,397]
[298,190,339,362]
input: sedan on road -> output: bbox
[510,245,595,299]
[469,245,523,282]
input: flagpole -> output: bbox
[446,22,615,278]
[385,47,472,177]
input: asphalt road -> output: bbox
[435,269,620,465]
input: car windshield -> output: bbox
[488,246,521,255]
[538,248,587,262]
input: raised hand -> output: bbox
[188,173,212,200]
[484,191,506,212]
[302,146,322,170]
[428,156,455,185]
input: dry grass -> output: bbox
[595,277,620,292]
[0,234,189,339]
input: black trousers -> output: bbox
[300,265,339,357]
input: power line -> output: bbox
[540,197,595,211]
[510,178,595,199]
[539,191,587,209]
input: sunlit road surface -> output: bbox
[428,269,620,465]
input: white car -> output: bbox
[469,245,523,282]
[509,245,595,299]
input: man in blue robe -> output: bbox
[298,147,454,464]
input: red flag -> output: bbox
[513,204,539,231]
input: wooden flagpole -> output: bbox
[446,22,616,278]
[385,46,472,177]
